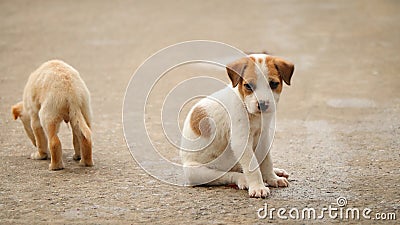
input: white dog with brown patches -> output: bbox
[11,60,93,170]
[180,54,294,198]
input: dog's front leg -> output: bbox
[260,151,289,188]
[30,115,48,160]
[233,137,269,198]
[256,122,289,188]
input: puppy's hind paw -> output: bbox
[79,159,94,167]
[49,162,64,171]
[31,152,48,160]
[248,185,270,198]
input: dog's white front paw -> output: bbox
[266,177,289,188]
[236,174,248,190]
[274,168,289,178]
[31,152,48,160]
[248,184,270,198]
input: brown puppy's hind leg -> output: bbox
[79,132,93,167]
[72,130,81,161]
[46,122,64,170]
[71,123,93,167]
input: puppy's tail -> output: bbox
[70,107,92,141]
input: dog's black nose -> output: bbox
[258,100,269,111]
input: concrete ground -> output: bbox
[1,0,399,224]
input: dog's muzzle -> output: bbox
[257,100,269,112]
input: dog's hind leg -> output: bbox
[30,114,48,160]
[70,110,93,167]
[43,119,64,170]
[207,171,248,189]
[71,124,93,167]
[79,132,93,167]
[72,129,81,161]
[183,165,247,189]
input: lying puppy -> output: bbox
[180,54,294,198]
[11,60,93,170]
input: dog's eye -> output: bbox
[269,81,280,90]
[243,83,254,91]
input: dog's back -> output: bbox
[24,60,91,126]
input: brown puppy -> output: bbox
[11,60,93,170]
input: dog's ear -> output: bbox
[274,58,294,86]
[11,102,23,120]
[226,58,249,87]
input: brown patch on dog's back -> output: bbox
[190,106,211,137]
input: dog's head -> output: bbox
[226,54,294,114]
[11,102,36,146]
